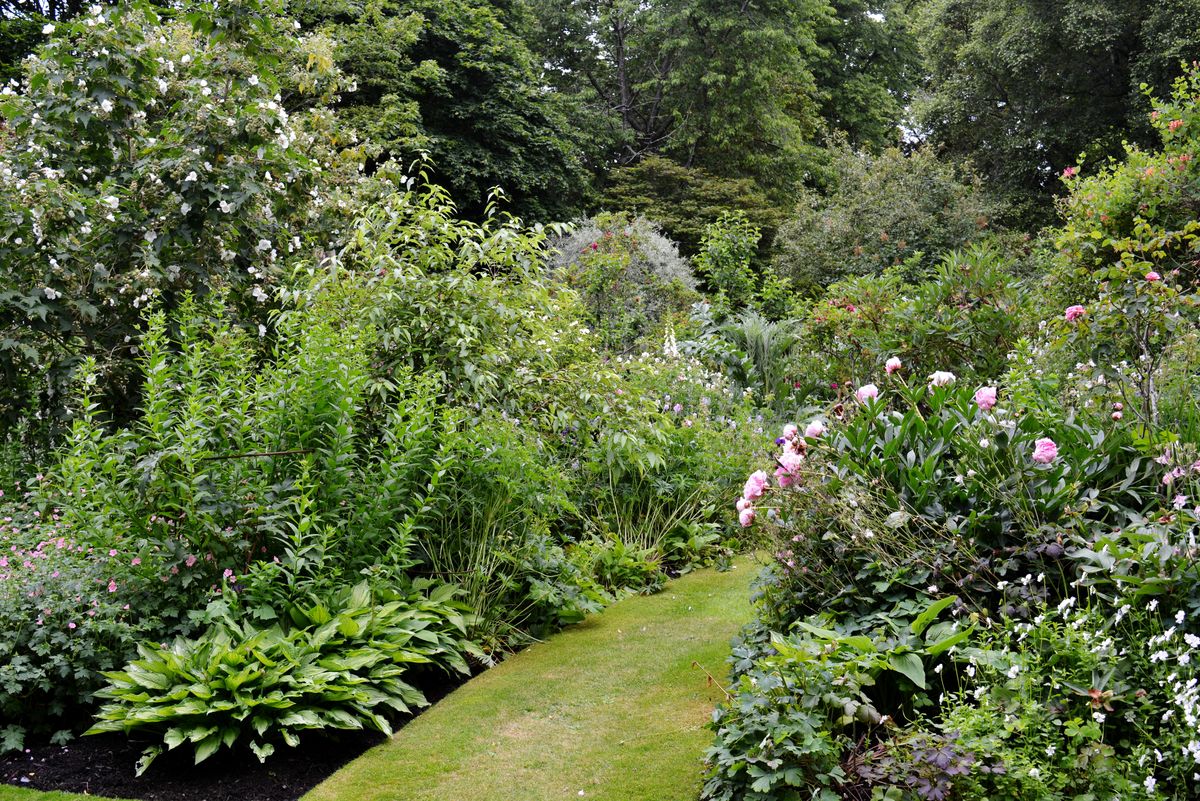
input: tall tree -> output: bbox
[912,0,1200,228]
[294,0,591,221]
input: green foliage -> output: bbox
[912,0,1200,227]
[0,0,381,431]
[302,0,589,220]
[800,245,1024,389]
[772,146,998,294]
[87,580,476,773]
[599,156,784,258]
[548,212,699,352]
[0,497,165,749]
[694,213,792,319]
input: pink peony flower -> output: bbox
[1031,438,1059,464]
[1146,271,1161,282]
[736,497,752,512]
[885,356,902,375]
[1112,411,1123,421]
[738,506,756,527]
[743,470,769,501]
[856,383,879,403]
[782,423,799,441]
[775,465,795,488]
[974,386,998,411]
[805,419,827,438]
[1064,305,1086,322]
[107,580,117,593]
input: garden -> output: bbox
[0,0,1199,799]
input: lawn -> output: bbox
[304,558,756,801]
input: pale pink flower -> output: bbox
[805,419,827,438]
[185,554,197,567]
[107,580,117,593]
[928,371,956,388]
[743,470,769,501]
[974,386,998,411]
[736,497,752,512]
[1032,438,1059,464]
[782,423,799,441]
[1062,166,1078,179]
[885,356,902,375]
[856,383,879,403]
[738,507,756,527]
[1064,305,1086,322]
[1112,411,1123,421]
[775,452,804,489]
[1147,271,1161,282]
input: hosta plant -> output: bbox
[87,580,480,774]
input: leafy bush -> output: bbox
[0,0,382,431]
[772,145,998,294]
[88,580,477,773]
[0,500,165,750]
[547,212,700,351]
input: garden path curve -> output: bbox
[304,559,755,801]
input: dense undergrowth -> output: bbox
[0,0,1198,798]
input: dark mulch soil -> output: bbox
[0,729,387,801]
[0,668,473,801]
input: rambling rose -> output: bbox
[1064,305,1086,322]
[1147,271,1161,282]
[1031,437,1059,464]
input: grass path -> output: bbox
[305,559,755,801]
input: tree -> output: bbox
[300,0,591,221]
[911,0,1200,228]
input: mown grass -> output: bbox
[0,789,134,801]
[304,558,756,801]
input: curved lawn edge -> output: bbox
[0,789,135,801]
[304,558,757,801]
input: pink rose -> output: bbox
[1169,119,1184,132]
[885,356,902,375]
[743,470,769,501]
[1064,305,1086,323]
[782,423,799,441]
[1032,437,1059,464]
[1062,166,1077,179]
[739,506,756,527]
[856,383,879,403]
[974,386,998,411]
[1147,271,1161,282]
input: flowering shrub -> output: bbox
[0,0,384,430]
[0,499,164,749]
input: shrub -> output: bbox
[547,212,700,351]
[772,146,997,294]
[0,499,165,749]
[87,580,478,773]
[0,0,381,431]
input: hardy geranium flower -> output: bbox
[856,384,879,403]
[885,356,902,375]
[1032,438,1059,464]
[1064,305,1086,322]
[974,386,998,411]
[743,470,769,501]
[805,419,827,438]
[928,371,956,388]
